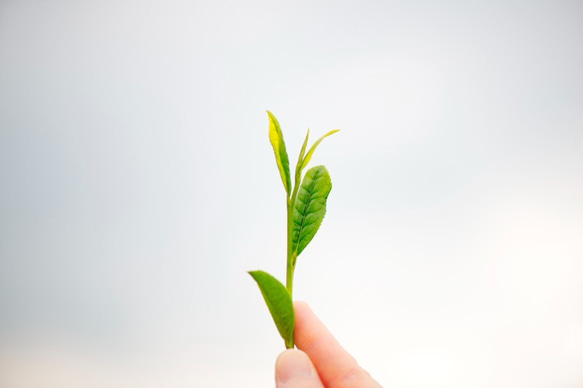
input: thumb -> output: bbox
[275,349,324,388]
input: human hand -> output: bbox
[275,301,381,388]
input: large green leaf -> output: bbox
[248,270,295,348]
[267,111,291,196]
[292,166,332,257]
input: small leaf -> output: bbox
[296,129,310,172]
[248,270,295,348]
[299,129,339,172]
[267,111,291,196]
[292,166,332,257]
[294,129,310,183]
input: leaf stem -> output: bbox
[285,196,296,349]
[286,147,304,298]
[286,197,294,297]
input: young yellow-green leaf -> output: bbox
[292,166,332,257]
[294,129,310,182]
[248,270,295,348]
[267,111,291,196]
[299,129,339,172]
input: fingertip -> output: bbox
[276,349,313,381]
[293,301,312,321]
[293,300,309,310]
[275,349,323,388]
[291,302,382,387]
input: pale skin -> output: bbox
[275,301,381,388]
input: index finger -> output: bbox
[293,301,381,388]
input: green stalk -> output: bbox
[284,173,299,349]
[286,139,306,297]
[286,191,299,296]
[285,189,298,349]
[286,197,294,296]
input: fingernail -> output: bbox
[275,349,314,383]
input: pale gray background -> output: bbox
[1,1,582,387]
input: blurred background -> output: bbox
[1,1,582,387]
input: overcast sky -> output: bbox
[1,1,582,387]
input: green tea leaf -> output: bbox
[299,129,339,172]
[292,166,332,257]
[267,111,291,196]
[248,270,295,348]
[295,129,310,177]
